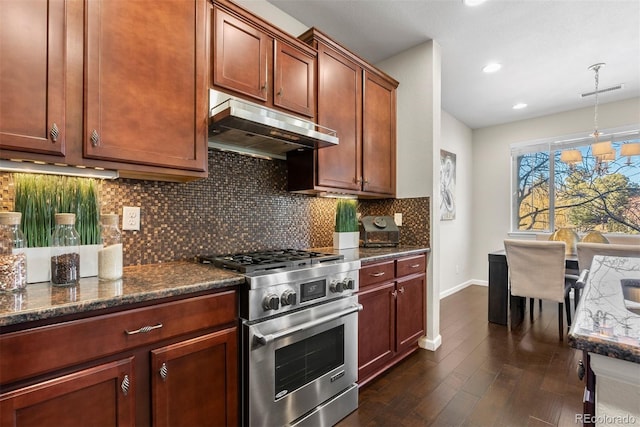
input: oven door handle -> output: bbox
[253,303,363,347]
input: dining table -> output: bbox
[488,249,579,326]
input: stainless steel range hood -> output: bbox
[208,90,338,160]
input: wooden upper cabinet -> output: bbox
[363,70,396,195]
[0,0,66,156]
[273,40,315,117]
[288,28,398,198]
[213,7,270,102]
[316,43,362,191]
[211,1,316,118]
[83,0,207,172]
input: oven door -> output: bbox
[244,295,361,427]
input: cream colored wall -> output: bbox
[439,111,474,297]
[376,42,442,350]
[233,0,307,36]
[470,97,640,282]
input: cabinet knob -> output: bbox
[398,287,405,294]
[121,374,130,396]
[277,88,283,96]
[160,362,168,382]
[49,123,60,142]
[90,129,100,146]
[577,360,585,381]
[392,290,398,298]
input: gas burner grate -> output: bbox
[199,249,343,274]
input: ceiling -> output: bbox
[267,0,640,129]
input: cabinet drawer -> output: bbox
[396,254,426,277]
[0,290,237,385]
[360,260,395,288]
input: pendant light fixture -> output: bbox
[588,63,614,174]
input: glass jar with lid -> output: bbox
[0,212,26,292]
[98,214,123,281]
[51,213,80,286]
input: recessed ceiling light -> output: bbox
[513,103,528,110]
[463,0,487,6]
[482,63,502,73]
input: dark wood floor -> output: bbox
[338,285,584,427]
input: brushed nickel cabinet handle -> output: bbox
[90,129,100,146]
[121,374,130,396]
[398,287,405,294]
[125,323,163,335]
[49,123,59,142]
[410,264,421,268]
[160,362,168,382]
[370,272,385,277]
[392,290,398,298]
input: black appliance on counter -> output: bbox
[199,249,361,427]
[360,216,400,247]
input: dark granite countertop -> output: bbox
[0,261,244,328]
[568,256,640,363]
[311,246,430,264]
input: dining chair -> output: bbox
[576,242,640,302]
[504,239,572,340]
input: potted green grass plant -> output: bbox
[333,199,360,249]
[13,174,102,283]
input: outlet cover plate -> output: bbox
[122,206,140,231]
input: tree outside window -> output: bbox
[513,131,640,235]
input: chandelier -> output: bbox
[588,63,615,174]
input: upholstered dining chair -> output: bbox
[576,242,640,303]
[504,239,573,340]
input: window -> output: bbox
[512,127,640,234]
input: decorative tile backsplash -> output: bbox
[1,151,430,266]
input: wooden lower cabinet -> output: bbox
[151,328,238,427]
[0,291,238,427]
[358,254,427,387]
[0,358,135,426]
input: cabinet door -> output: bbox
[213,7,270,102]
[151,327,238,427]
[273,40,315,118]
[316,43,362,191]
[357,282,395,383]
[396,274,426,354]
[0,0,65,156]
[0,357,135,427]
[362,70,396,196]
[84,0,207,172]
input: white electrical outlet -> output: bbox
[394,213,403,226]
[122,206,140,231]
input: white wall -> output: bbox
[439,111,474,297]
[376,42,442,350]
[233,0,307,36]
[470,97,640,282]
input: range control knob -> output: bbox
[330,280,344,293]
[263,294,280,311]
[281,290,297,306]
[343,278,355,290]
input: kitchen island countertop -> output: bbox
[0,261,244,328]
[568,255,640,363]
[311,245,430,264]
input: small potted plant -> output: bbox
[333,199,360,249]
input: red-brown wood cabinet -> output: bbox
[357,253,426,387]
[0,290,238,427]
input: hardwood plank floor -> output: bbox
[338,285,584,427]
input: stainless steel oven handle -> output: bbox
[253,303,363,347]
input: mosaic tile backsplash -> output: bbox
[1,151,430,266]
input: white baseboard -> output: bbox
[419,334,442,351]
[439,280,486,299]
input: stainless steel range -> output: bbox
[200,249,361,427]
